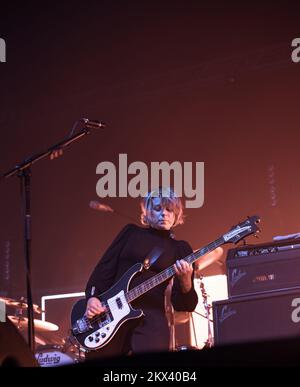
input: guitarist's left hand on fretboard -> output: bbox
[174,259,193,293]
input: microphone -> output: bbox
[89,200,114,212]
[89,200,138,224]
[81,118,106,129]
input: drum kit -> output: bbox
[0,296,85,366]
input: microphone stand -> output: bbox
[0,122,103,352]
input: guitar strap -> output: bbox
[143,246,163,270]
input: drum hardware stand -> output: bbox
[164,279,176,351]
[198,275,214,348]
[189,312,198,349]
[12,298,27,330]
[65,332,87,362]
[0,118,105,352]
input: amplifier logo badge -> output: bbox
[219,305,236,324]
[230,268,246,288]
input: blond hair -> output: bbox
[140,187,184,228]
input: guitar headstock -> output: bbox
[223,215,261,245]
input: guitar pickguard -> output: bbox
[84,290,130,349]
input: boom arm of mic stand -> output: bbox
[2,127,93,180]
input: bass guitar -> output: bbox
[70,215,260,352]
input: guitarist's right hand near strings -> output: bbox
[85,297,106,319]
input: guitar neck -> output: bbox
[126,236,224,303]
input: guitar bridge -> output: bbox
[73,316,91,334]
[97,309,113,329]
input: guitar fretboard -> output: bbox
[126,237,224,303]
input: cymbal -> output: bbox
[194,247,224,274]
[34,336,47,346]
[8,316,59,332]
[0,296,18,305]
[0,296,42,314]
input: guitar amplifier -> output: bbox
[226,239,300,298]
[213,288,300,345]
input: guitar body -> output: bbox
[71,263,144,354]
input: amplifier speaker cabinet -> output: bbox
[226,239,300,298]
[213,288,300,346]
